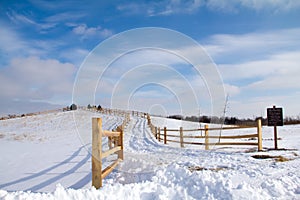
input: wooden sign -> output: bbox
[267,107,283,126]
[267,105,283,150]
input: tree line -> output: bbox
[168,115,300,126]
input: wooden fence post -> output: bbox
[155,127,157,137]
[117,125,124,160]
[164,127,167,144]
[257,118,262,151]
[92,118,102,189]
[108,136,112,149]
[205,124,209,150]
[148,115,151,125]
[180,127,184,148]
[158,128,161,142]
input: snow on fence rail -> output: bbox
[92,114,130,189]
[147,115,263,151]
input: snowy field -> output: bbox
[0,109,299,199]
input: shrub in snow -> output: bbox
[70,104,77,110]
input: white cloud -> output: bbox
[206,0,300,13]
[227,92,300,118]
[117,0,300,16]
[117,0,203,16]
[246,63,300,90]
[117,3,144,15]
[6,10,36,25]
[218,50,300,117]
[203,28,300,63]
[0,22,88,67]
[202,28,300,117]
[238,0,300,12]
[6,10,56,31]
[60,48,90,66]
[159,0,203,15]
[219,51,300,89]
[0,27,26,55]
[106,64,202,116]
[0,56,76,103]
[45,12,86,23]
[71,23,113,39]
[224,84,240,96]
[206,0,238,13]
[0,23,71,70]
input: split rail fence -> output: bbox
[87,107,147,119]
[147,115,262,151]
[92,114,130,189]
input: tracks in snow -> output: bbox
[118,117,206,173]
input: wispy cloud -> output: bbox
[6,10,36,25]
[0,20,88,67]
[233,0,300,12]
[203,28,300,63]
[28,0,76,11]
[6,10,56,31]
[0,23,60,63]
[45,12,86,23]
[206,0,300,14]
[117,0,203,16]
[69,23,113,39]
[117,0,300,16]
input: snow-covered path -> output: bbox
[0,110,300,199]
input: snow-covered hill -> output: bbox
[0,110,299,199]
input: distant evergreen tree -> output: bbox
[87,104,92,109]
[97,105,102,111]
[70,103,77,110]
[168,115,183,120]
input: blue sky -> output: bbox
[0,0,300,118]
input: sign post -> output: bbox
[267,105,283,150]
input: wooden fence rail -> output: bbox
[92,115,129,189]
[147,114,262,151]
[87,107,147,119]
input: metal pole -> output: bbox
[273,105,278,150]
[274,125,278,150]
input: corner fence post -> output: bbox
[205,124,209,150]
[180,127,184,148]
[92,118,102,189]
[257,118,262,151]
